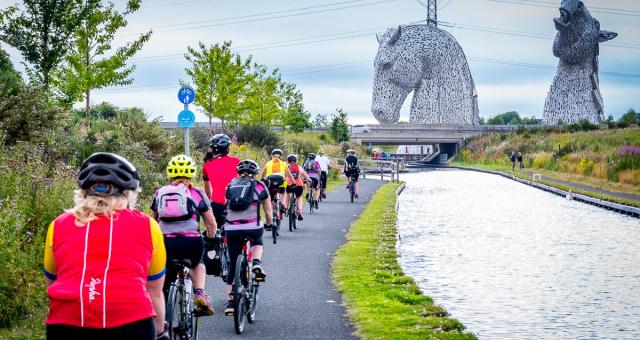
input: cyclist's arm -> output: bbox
[300,168,311,181]
[202,210,217,238]
[148,219,166,334]
[43,221,57,287]
[203,180,212,199]
[284,167,295,183]
[261,198,273,225]
[259,165,267,179]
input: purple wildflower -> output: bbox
[617,145,640,157]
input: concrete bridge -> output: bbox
[351,124,527,165]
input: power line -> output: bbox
[487,0,640,17]
[122,0,398,36]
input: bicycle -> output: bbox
[269,192,281,244]
[166,259,199,340]
[307,182,316,215]
[231,238,263,334]
[347,173,358,203]
[288,186,298,232]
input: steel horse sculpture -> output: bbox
[543,0,617,124]
[371,24,479,125]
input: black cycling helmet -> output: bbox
[287,154,298,163]
[208,134,231,155]
[308,153,316,160]
[271,149,283,157]
[77,152,140,191]
[237,159,259,176]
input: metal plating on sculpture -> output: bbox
[371,24,479,125]
[543,0,617,124]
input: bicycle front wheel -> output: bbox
[247,283,259,323]
[233,255,247,334]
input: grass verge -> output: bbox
[452,162,640,208]
[333,182,476,339]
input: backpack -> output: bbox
[226,178,257,212]
[304,160,319,174]
[289,164,300,179]
[156,184,195,222]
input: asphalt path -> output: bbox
[199,178,384,339]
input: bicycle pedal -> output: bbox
[225,310,235,317]
[254,273,266,282]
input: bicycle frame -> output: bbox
[167,262,198,340]
[232,239,259,334]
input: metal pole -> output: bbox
[183,103,190,156]
[184,127,190,156]
[380,162,383,181]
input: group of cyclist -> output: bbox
[42,133,360,339]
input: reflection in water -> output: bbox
[397,170,640,340]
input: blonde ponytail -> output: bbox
[66,189,139,226]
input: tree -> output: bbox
[0,48,22,96]
[243,65,281,126]
[185,41,252,132]
[276,81,310,132]
[312,113,329,129]
[330,108,350,142]
[53,0,151,116]
[618,108,638,127]
[0,0,90,88]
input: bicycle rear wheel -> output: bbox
[308,188,314,215]
[233,255,247,334]
[350,182,355,203]
[166,284,179,339]
[247,283,259,323]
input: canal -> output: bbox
[397,170,639,339]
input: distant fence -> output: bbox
[331,158,402,183]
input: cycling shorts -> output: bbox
[163,235,204,292]
[286,185,303,197]
[47,318,155,340]
[225,228,264,284]
[309,177,320,190]
[265,175,285,195]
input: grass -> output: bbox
[333,183,476,340]
[452,161,640,208]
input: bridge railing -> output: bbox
[331,158,402,183]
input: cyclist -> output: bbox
[303,153,322,209]
[44,153,167,339]
[260,149,295,219]
[344,149,360,199]
[150,155,217,316]
[286,154,311,221]
[316,149,330,199]
[224,160,274,316]
[203,134,240,228]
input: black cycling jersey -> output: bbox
[345,155,358,170]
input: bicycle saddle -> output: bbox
[171,258,192,268]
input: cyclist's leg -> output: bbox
[354,173,360,196]
[295,186,304,215]
[320,171,327,197]
[313,178,321,201]
[211,202,227,230]
[246,228,265,278]
[278,180,288,212]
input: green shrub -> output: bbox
[285,134,320,158]
[235,124,281,152]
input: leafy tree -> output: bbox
[185,41,252,132]
[312,113,329,129]
[618,108,638,127]
[243,65,281,126]
[0,0,90,88]
[53,0,151,116]
[487,115,505,125]
[330,108,350,142]
[0,48,22,96]
[277,81,310,132]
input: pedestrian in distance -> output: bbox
[316,149,330,199]
[517,152,524,170]
[510,151,517,171]
[43,153,168,339]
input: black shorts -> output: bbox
[264,175,285,195]
[164,235,204,291]
[320,171,327,189]
[47,318,155,340]
[286,185,303,197]
[225,228,264,284]
[211,201,227,229]
[309,177,320,190]
[346,170,360,182]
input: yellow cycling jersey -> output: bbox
[264,159,286,177]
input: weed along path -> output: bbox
[199,178,385,339]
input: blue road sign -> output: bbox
[178,109,195,128]
[178,86,195,104]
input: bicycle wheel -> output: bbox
[184,276,197,340]
[220,242,229,283]
[308,188,314,215]
[350,183,355,203]
[247,283,259,323]
[166,284,179,339]
[233,255,247,334]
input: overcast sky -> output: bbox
[1,0,638,124]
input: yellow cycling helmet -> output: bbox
[166,155,197,179]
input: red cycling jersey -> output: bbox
[44,210,166,328]
[202,155,240,204]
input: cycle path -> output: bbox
[200,178,385,339]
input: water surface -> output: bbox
[397,170,640,339]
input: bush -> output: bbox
[285,134,320,158]
[0,143,76,330]
[235,124,281,152]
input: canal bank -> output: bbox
[333,182,475,340]
[449,164,640,217]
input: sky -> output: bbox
[1,0,639,124]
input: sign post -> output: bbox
[177,86,196,155]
